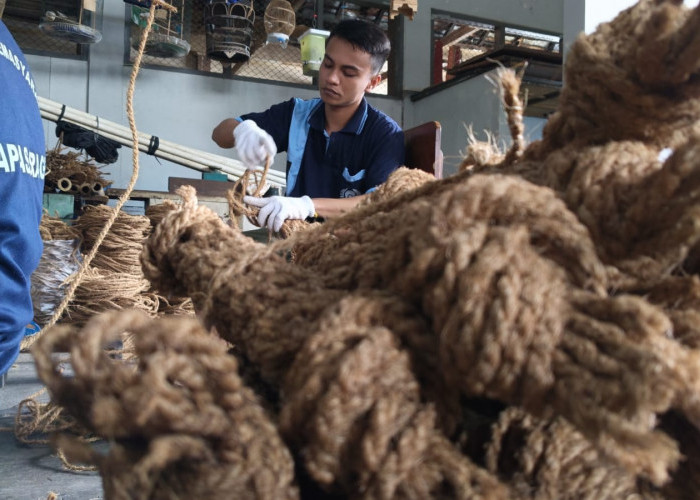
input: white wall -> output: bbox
[405,75,501,176]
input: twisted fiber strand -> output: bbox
[88,252,144,275]
[39,213,81,241]
[76,204,151,250]
[458,127,505,174]
[496,67,526,165]
[553,291,686,484]
[228,157,316,238]
[69,268,150,301]
[152,294,194,316]
[359,167,435,207]
[632,275,700,349]
[288,173,607,297]
[537,0,700,152]
[563,291,700,438]
[142,189,509,498]
[457,67,524,173]
[282,173,697,483]
[279,295,508,499]
[142,202,196,315]
[485,407,657,500]
[66,295,158,327]
[21,0,162,350]
[142,188,682,488]
[617,139,700,278]
[634,1,700,87]
[432,224,567,411]
[144,200,178,228]
[31,310,299,500]
[561,142,662,258]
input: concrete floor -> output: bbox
[0,353,103,500]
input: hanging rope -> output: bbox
[21,0,176,351]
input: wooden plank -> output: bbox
[107,188,228,204]
[404,121,443,179]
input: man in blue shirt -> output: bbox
[0,20,45,377]
[212,19,404,232]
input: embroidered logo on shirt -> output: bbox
[340,188,361,198]
[342,167,366,183]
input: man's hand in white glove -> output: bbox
[244,195,315,232]
[233,120,277,168]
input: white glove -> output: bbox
[233,120,277,168]
[244,195,315,232]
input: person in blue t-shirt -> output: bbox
[0,20,45,377]
[212,19,404,232]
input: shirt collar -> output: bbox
[309,97,369,135]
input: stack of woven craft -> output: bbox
[44,147,112,196]
[31,1,700,499]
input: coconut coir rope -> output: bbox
[140,183,700,489]
[32,310,299,500]
[485,407,661,500]
[467,0,700,289]
[277,172,697,484]
[142,186,508,498]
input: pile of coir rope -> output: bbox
[30,1,700,498]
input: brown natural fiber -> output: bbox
[39,212,81,241]
[143,182,700,488]
[657,411,700,500]
[490,66,526,166]
[228,159,317,238]
[283,173,700,483]
[74,204,151,275]
[278,295,507,499]
[460,1,700,289]
[142,186,509,498]
[24,1,700,497]
[60,267,154,325]
[44,146,111,195]
[459,127,505,174]
[485,407,660,500]
[534,0,700,152]
[144,200,178,228]
[359,166,435,206]
[32,310,299,500]
[287,173,608,295]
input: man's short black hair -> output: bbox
[328,19,391,75]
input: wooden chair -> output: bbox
[404,121,443,179]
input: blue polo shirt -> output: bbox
[240,97,404,198]
[0,20,45,376]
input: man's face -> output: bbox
[318,37,381,108]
